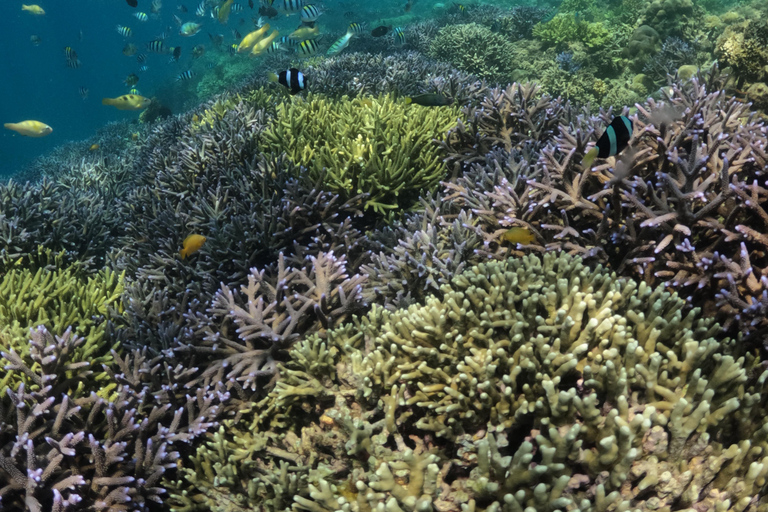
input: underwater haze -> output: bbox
[4,0,768,511]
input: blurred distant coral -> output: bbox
[716,19,768,84]
[429,23,516,83]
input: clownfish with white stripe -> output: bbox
[582,115,633,168]
[267,68,305,95]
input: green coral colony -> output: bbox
[5,0,768,509]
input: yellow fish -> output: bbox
[180,234,206,259]
[22,4,45,15]
[218,0,233,23]
[289,25,319,40]
[89,143,100,151]
[237,24,270,52]
[4,120,52,137]
[250,30,280,56]
[102,94,151,111]
[131,132,139,141]
[500,227,535,245]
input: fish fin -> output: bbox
[582,147,598,168]
[267,72,279,82]
[404,97,412,104]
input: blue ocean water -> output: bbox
[0,0,196,178]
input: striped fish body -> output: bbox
[327,31,352,56]
[64,46,77,59]
[265,41,286,53]
[394,26,405,44]
[347,22,365,34]
[279,35,298,47]
[176,70,196,81]
[134,12,149,21]
[147,40,165,52]
[296,38,318,55]
[196,0,206,15]
[137,53,147,62]
[231,3,244,11]
[278,0,303,13]
[66,58,81,68]
[300,4,321,21]
[595,115,633,158]
[117,25,133,37]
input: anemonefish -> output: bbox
[268,68,305,95]
[582,115,633,168]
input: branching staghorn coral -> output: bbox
[259,94,461,214]
[168,253,768,512]
[177,251,368,405]
[442,70,768,341]
[0,326,226,511]
[0,249,124,395]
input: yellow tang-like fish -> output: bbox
[180,234,207,259]
[500,227,536,245]
[250,30,280,56]
[4,120,52,137]
[218,0,234,23]
[22,4,45,15]
[289,25,319,40]
[237,24,270,52]
[102,94,151,111]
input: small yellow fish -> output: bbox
[500,227,535,245]
[102,94,151,110]
[237,24,270,52]
[250,30,280,56]
[89,143,100,151]
[180,234,206,259]
[131,132,139,141]
[289,25,319,40]
[22,4,45,15]
[4,120,52,137]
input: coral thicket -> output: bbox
[169,253,768,512]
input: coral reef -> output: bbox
[641,0,696,38]
[642,36,698,81]
[0,326,226,511]
[716,19,768,84]
[169,253,768,511]
[0,249,124,394]
[443,70,768,341]
[428,23,516,83]
[259,94,461,214]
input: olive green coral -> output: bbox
[0,248,124,394]
[168,253,768,512]
[259,94,460,214]
[533,14,613,51]
[428,23,516,83]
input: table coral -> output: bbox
[168,253,768,512]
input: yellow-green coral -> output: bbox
[259,94,460,214]
[0,248,124,395]
[533,14,613,51]
[168,253,768,512]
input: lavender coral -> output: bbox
[443,69,768,342]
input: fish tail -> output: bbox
[267,72,279,82]
[404,97,412,104]
[582,147,598,168]
[101,98,114,106]
[3,123,13,129]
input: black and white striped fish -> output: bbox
[268,68,305,94]
[116,25,133,37]
[196,0,206,16]
[176,69,196,81]
[147,39,165,52]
